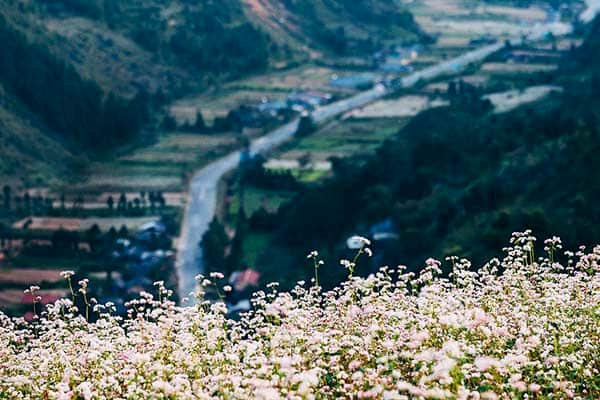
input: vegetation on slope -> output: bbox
[244,17,600,287]
[0,0,425,182]
[275,0,427,55]
[0,234,598,398]
[0,84,85,183]
[31,0,425,76]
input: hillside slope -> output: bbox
[0,84,85,185]
[0,0,424,184]
[22,0,425,95]
[244,0,426,56]
[261,17,600,286]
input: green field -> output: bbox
[229,186,295,218]
[279,117,408,161]
[170,64,356,125]
[71,133,241,193]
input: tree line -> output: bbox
[0,16,149,151]
[239,17,600,287]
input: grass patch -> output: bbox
[230,186,295,217]
[280,118,406,159]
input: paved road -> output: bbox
[175,86,386,301]
[175,8,596,301]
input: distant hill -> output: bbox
[13,0,426,96]
[0,0,425,185]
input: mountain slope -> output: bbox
[0,0,425,184]
[244,0,426,56]
[0,83,85,184]
[260,16,600,286]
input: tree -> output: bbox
[194,111,207,133]
[447,81,457,97]
[212,116,231,132]
[86,224,102,253]
[2,185,10,211]
[227,206,247,275]
[200,218,229,274]
[106,195,114,211]
[162,115,177,131]
[149,192,156,211]
[296,114,316,137]
[0,18,145,151]
[22,193,32,216]
[117,225,129,238]
[298,152,312,171]
[51,229,78,255]
[106,226,117,246]
[157,192,166,208]
[73,194,84,212]
[117,193,127,212]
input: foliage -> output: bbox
[0,16,148,150]
[267,22,600,276]
[169,17,270,76]
[0,234,598,398]
[241,156,300,191]
[281,0,427,54]
[201,218,229,274]
[295,114,317,138]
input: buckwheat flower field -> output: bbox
[1,232,599,399]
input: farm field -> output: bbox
[12,216,158,232]
[409,0,550,38]
[0,289,67,305]
[170,65,357,125]
[346,95,449,119]
[277,118,408,162]
[229,187,295,217]
[484,85,563,113]
[480,62,559,74]
[0,269,64,286]
[72,133,241,194]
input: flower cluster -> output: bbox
[0,233,599,399]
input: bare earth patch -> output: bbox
[481,62,558,74]
[347,96,449,118]
[0,289,68,305]
[483,85,563,113]
[13,217,158,232]
[0,269,64,285]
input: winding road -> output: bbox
[175,5,597,302]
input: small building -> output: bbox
[138,221,166,235]
[369,219,399,242]
[287,92,329,111]
[469,35,496,46]
[229,269,260,292]
[380,59,414,73]
[257,100,288,117]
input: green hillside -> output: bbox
[0,0,425,184]
[246,0,426,56]
[252,17,600,287]
[0,84,85,185]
